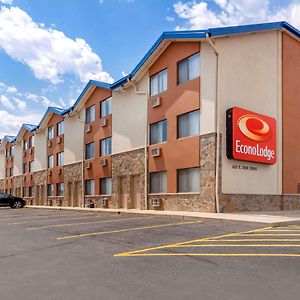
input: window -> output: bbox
[86,105,95,124]
[48,155,54,168]
[5,168,9,178]
[57,121,64,136]
[57,183,64,196]
[23,140,28,150]
[29,136,34,148]
[150,120,167,145]
[178,110,200,138]
[100,98,112,117]
[178,167,200,193]
[29,186,34,197]
[10,168,13,177]
[47,184,54,196]
[57,152,64,166]
[100,137,112,156]
[29,161,34,173]
[150,171,167,193]
[5,149,8,158]
[85,143,94,159]
[178,52,200,84]
[22,187,26,198]
[85,179,94,195]
[100,178,112,195]
[22,163,27,174]
[10,146,14,157]
[48,126,54,139]
[150,69,167,96]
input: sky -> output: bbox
[0,0,300,138]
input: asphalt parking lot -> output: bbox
[0,208,300,300]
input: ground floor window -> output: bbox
[47,184,54,196]
[177,167,200,193]
[29,186,34,197]
[150,171,167,193]
[85,179,94,195]
[100,178,112,195]
[57,183,64,196]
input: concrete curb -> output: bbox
[25,205,300,226]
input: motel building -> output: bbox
[1,21,300,213]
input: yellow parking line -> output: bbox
[9,215,110,225]
[263,230,300,232]
[118,253,300,257]
[173,244,300,247]
[239,234,300,236]
[114,226,270,257]
[27,216,155,230]
[57,220,202,240]
[200,239,300,242]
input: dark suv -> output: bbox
[0,193,25,209]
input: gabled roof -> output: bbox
[0,135,16,152]
[15,123,37,143]
[110,21,300,89]
[71,80,111,113]
[37,106,70,130]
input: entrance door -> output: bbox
[130,175,141,209]
[119,177,128,208]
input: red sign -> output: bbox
[226,107,276,165]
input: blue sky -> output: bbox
[0,0,300,137]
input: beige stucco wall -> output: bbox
[34,130,47,171]
[216,31,282,195]
[200,42,217,134]
[112,75,148,154]
[0,151,5,179]
[13,142,22,176]
[64,109,84,165]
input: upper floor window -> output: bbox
[10,168,13,177]
[29,136,34,148]
[150,120,167,145]
[100,137,112,156]
[10,146,14,157]
[178,110,200,138]
[22,163,26,174]
[57,152,64,166]
[150,171,167,193]
[85,179,94,195]
[48,155,54,168]
[57,182,64,196]
[86,105,95,124]
[23,140,28,150]
[177,167,200,193]
[57,121,64,136]
[48,126,54,140]
[100,178,112,195]
[85,142,94,160]
[5,149,8,158]
[150,69,167,96]
[100,98,112,117]
[29,161,34,173]
[5,168,9,178]
[178,53,200,85]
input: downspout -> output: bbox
[206,33,220,213]
[127,78,148,211]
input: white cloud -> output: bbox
[121,71,128,77]
[173,0,300,30]
[0,6,113,84]
[0,95,15,110]
[0,0,13,4]
[6,85,17,93]
[13,97,26,110]
[166,16,175,22]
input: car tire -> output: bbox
[11,201,23,209]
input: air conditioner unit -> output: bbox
[85,161,91,169]
[101,198,108,207]
[100,117,107,127]
[57,137,61,144]
[85,124,92,133]
[151,198,161,207]
[151,97,161,108]
[48,140,52,147]
[47,169,52,176]
[151,147,161,157]
[57,168,61,175]
[100,159,107,167]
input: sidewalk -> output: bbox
[26,205,300,226]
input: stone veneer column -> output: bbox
[33,170,47,206]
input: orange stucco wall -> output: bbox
[148,42,200,193]
[84,87,112,195]
[47,113,64,196]
[282,33,300,194]
[4,142,13,191]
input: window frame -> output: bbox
[100,177,112,195]
[29,160,34,173]
[48,155,54,168]
[177,167,200,193]
[29,135,34,148]
[150,171,167,194]
[85,142,95,160]
[57,121,64,136]
[100,97,112,118]
[47,184,54,196]
[48,126,54,140]
[57,182,64,196]
[177,109,200,139]
[85,179,95,196]
[150,68,168,96]
[86,105,95,124]
[177,52,200,85]
[150,119,167,145]
[57,152,64,166]
[100,137,112,156]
